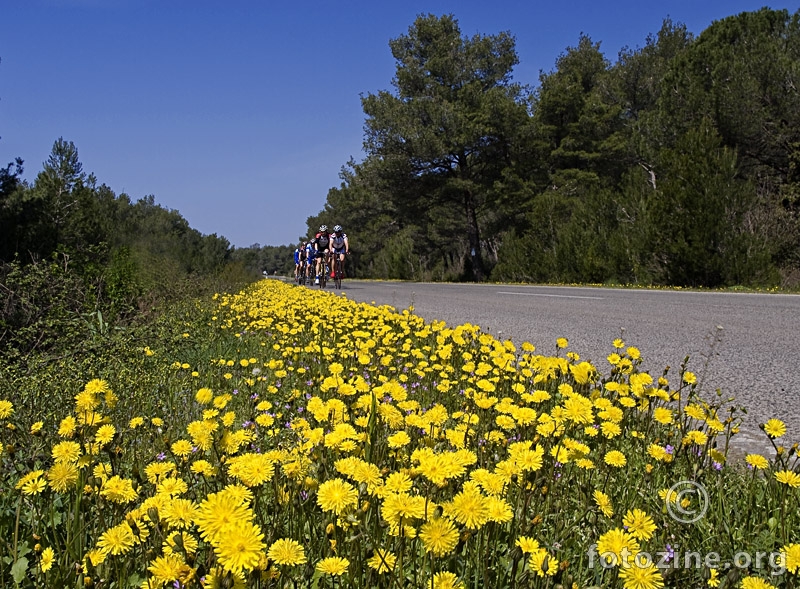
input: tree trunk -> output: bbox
[464,190,484,281]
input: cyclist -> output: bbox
[293,241,306,282]
[306,238,317,284]
[314,225,331,284]
[330,225,349,278]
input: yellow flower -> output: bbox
[780,543,800,574]
[619,561,664,589]
[683,430,708,446]
[316,478,358,515]
[214,520,266,574]
[432,571,464,589]
[366,549,396,574]
[556,337,568,349]
[387,431,411,448]
[775,470,800,488]
[707,567,720,587]
[596,528,640,566]
[740,576,776,589]
[52,441,82,463]
[447,484,489,529]
[47,462,79,492]
[0,400,14,419]
[95,424,116,446]
[196,388,214,404]
[622,508,657,541]
[593,490,614,518]
[17,471,47,496]
[98,522,136,555]
[746,454,769,470]
[316,556,349,576]
[268,538,307,566]
[40,547,55,572]
[763,419,786,439]
[148,553,192,586]
[604,450,627,468]
[30,421,44,434]
[529,548,557,577]
[419,517,460,556]
[171,439,194,458]
[100,476,138,503]
[58,415,77,438]
[653,407,673,424]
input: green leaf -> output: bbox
[11,556,29,584]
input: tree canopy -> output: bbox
[306,9,800,288]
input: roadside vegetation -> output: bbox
[2,279,797,588]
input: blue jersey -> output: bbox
[294,248,301,264]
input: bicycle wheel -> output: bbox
[334,257,342,289]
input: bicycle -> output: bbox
[332,254,344,289]
[318,255,329,289]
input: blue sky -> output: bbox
[2,1,794,248]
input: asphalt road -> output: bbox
[331,280,800,456]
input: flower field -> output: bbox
[1,279,798,588]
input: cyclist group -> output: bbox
[293,224,350,287]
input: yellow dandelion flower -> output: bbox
[779,543,800,574]
[604,450,627,468]
[58,415,77,438]
[47,462,79,492]
[95,424,116,446]
[775,470,800,488]
[594,490,614,518]
[268,538,307,566]
[214,520,266,575]
[619,561,664,589]
[316,556,349,576]
[0,400,14,419]
[763,419,786,439]
[432,571,464,589]
[596,528,640,566]
[97,522,136,556]
[366,549,396,574]
[317,478,358,515]
[52,441,82,463]
[419,517,460,556]
[40,547,55,572]
[622,508,657,541]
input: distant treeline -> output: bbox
[293,9,800,287]
[0,138,295,360]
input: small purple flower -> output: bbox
[233,389,239,395]
[713,461,722,471]
[665,445,674,455]
[156,452,167,461]
[664,544,675,563]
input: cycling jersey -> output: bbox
[331,232,347,253]
[315,231,331,251]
